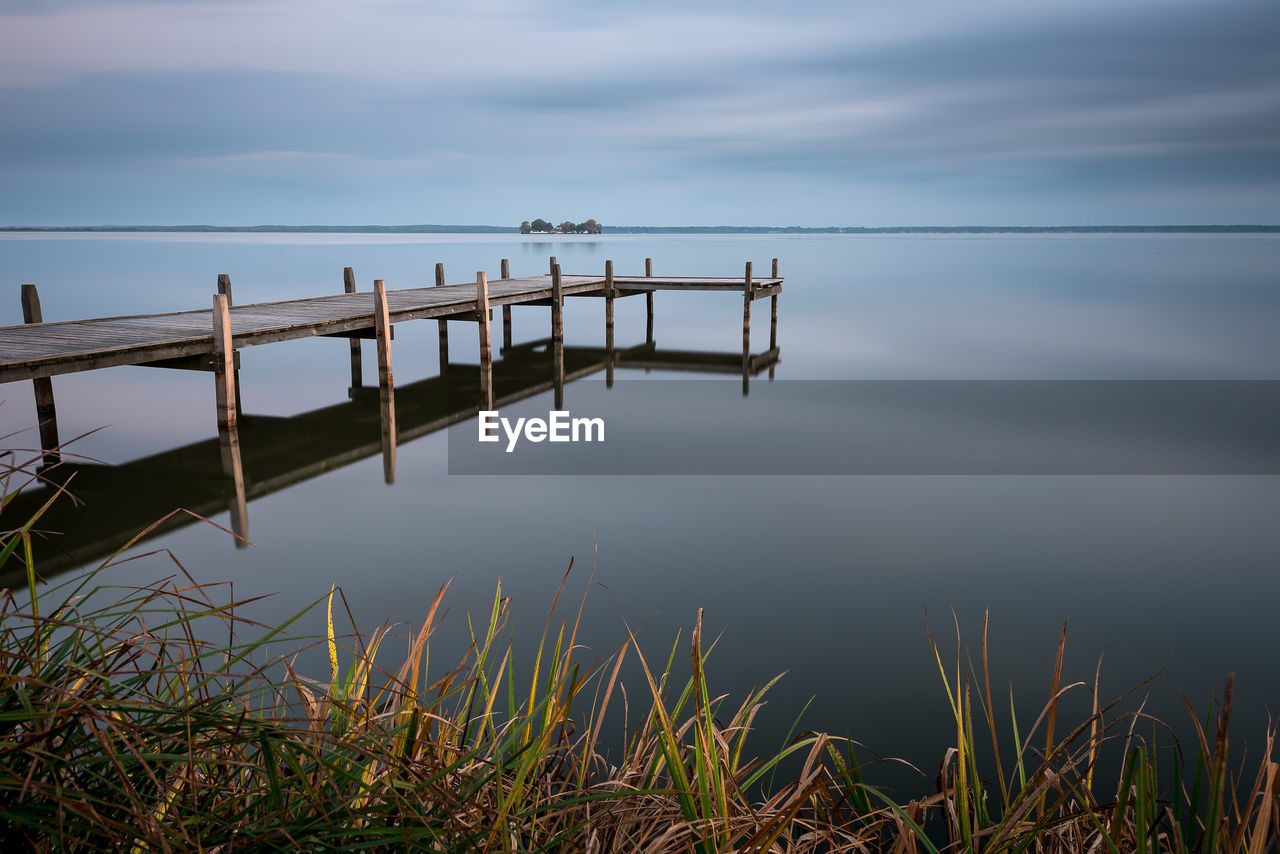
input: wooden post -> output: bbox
[217,426,249,549]
[217,274,243,416]
[379,386,397,485]
[552,263,564,408]
[342,266,363,394]
[20,284,60,466]
[500,259,512,350]
[212,293,237,429]
[435,262,448,372]
[343,267,363,389]
[742,261,752,397]
[645,257,654,344]
[373,279,393,390]
[476,271,493,410]
[770,258,778,350]
[604,259,614,350]
[549,255,557,274]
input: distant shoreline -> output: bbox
[2,224,1278,235]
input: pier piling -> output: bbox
[212,293,238,429]
[500,258,512,350]
[343,267,363,390]
[552,263,564,409]
[645,258,654,343]
[20,284,60,466]
[435,263,448,371]
[373,279,393,390]
[476,272,493,410]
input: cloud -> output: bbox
[0,0,1276,224]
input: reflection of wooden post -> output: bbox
[212,293,238,429]
[379,386,397,485]
[500,258,512,350]
[217,274,242,416]
[476,272,493,411]
[435,263,448,372]
[343,267,362,389]
[742,261,752,397]
[770,258,779,350]
[645,257,654,344]
[20,285,60,467]
[374,279,393,390]
[217,426,249,549]
[552,263,564,409]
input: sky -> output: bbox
[0,0,1277,227]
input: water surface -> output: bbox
[2,232,1277,792]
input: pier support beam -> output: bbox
[770,258,779,381]
[551,263,564,409]
[645,258,654,344]
[217,275,243,417]
[435,263,448,372]
[742,261,752,397]
[212,293,238,429]
[501,258,512,351]
[20,285,60,467]
[373,279,393,390]
[343,267,362,391]
[476,272,493,411]
[605,260,615,388]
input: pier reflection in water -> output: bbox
[3,339,780,586]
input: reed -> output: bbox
[1,448,1277,852]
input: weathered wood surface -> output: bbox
[0,272,782,383]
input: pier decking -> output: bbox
[0,269,781,383]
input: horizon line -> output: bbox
[2,224,1279,234]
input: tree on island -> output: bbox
[519,218,602,235]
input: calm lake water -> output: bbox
[2,232,1278,792]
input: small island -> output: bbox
[520,218,602,234]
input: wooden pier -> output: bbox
[1,257,783,466]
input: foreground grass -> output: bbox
[2,453,1278,852]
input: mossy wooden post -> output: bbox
[343,267,362,389]
[217,426,249,549]
[217,274,243,416]
[770,258,779,350]
[373,279,393,390]
[435,262,448,372]
[500,258,512,350]
[645,257,654,343]
[476,271,493,411]
[212,293,238,429]
[20,284,60,466]
[552,262,564,409]
[742,261,752,397]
